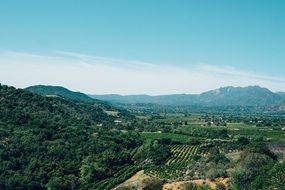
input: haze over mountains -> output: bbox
[92,86,285,106]
[26,85,285,107]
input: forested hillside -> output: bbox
[1,84,284,190]
[25,85,106,104]
[0,84,141,189]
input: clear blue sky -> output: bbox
[0,0,284,94]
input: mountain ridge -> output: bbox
[25,85,99,103]
[91,86,284,106]
[25,85,285,106]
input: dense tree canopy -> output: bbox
[0,84,141,189]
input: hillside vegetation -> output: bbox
[1,84,285,190]
[0,84,141,189]
[26,85,105,105]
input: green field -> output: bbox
[150,114,285,142]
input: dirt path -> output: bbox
[163,177,229,190]
[114,170,229,190]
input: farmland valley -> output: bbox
[1,84,284,190]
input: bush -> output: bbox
[230,153,274,190]
[206,168,227,180]
[216,182,226,190]
[116,185,137,190]
[268,162,285,190]
[197,185,211,190]
[245,143,277,160]
[141,178,164,190]
[237,136,250,145]
[181,182,198,190]
[230,168,251,190]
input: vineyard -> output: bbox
[166,145,204,165]
[145,145,205,180]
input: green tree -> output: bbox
[268,162,285,190]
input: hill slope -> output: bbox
[277,92,285,99]
[26,85,102,104]
[25,85,134,119]
[0,84,141,189]
[199,86,281,106]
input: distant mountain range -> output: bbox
[91,86,285,106]
[25,85,285,107]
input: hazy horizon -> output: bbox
[0,1,285,95]
[17,83,285,96]
[0,51,285,95]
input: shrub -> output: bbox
[181,182,198,190]
[216,182,226,190]
[141,178,164,190]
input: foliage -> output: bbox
[140,178,164,190]
[133,140,171,165]
[230,152,275,190]
[0,84,141,189]
[25,85,102,104]
[1,84,284,189]
[216,182,227,190]
[267,162,285,190]
[181,182,198,190]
